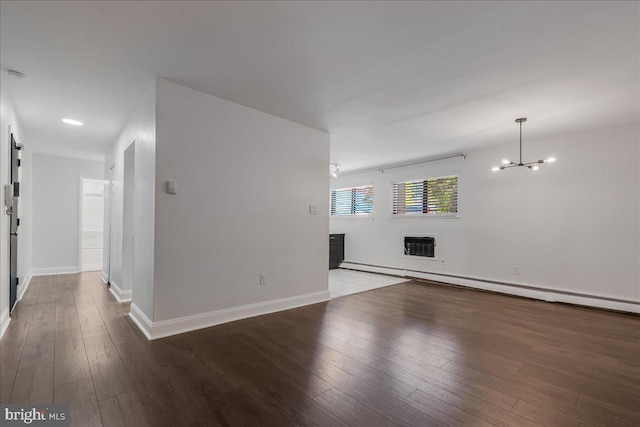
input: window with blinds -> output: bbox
[331,185,374,216]
[392,176,458,216]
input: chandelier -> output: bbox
[492,118,555,172]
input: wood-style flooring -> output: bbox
[1,272,639,426]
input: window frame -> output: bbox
[391,175,459,218]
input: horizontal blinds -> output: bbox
[331,185,373,216]
[393,176,458,215]
[331,188,354,216]
[426,176,458,214]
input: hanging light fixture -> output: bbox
[330,163,341,178]
[492,118,556,172]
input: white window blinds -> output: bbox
[331,185,373,216]
[392,176,458,215]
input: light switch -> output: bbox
[166,181,177,195]
[309,205,317,215]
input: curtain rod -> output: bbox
[338,152,467,177]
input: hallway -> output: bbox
[1,273,639,426]
[0,272,145,425]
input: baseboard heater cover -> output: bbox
[339,261,640,314]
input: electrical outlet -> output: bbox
[513,265,521,275]
[309,205,316,215]
[260,273,267,285]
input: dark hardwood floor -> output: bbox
[1,272,639,426]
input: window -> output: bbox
[331,185,373,216]
[392,176,458,216]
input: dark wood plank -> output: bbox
[313,360,445,426]
[576,394,640,427]
[103,318,139,346]
[26,302,56,340]
[0,358,20,403]
[98,390,150,427]
[510,399,586,427]
[439,360,579,406]
[54,329,91,386]
[370,358,519,411]
[519,362,640,413]
[54,377,102,426]
[404,389,495,427]
[9,363,54,404]
[1,271,638,427]
[315,387,397,427]
[511,397,629,427]
[18,335,54,370]
[87,354,134,401]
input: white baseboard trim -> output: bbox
[340,263,401,278]
[100,271,108,284]
[0,307,11,340]
[129,303,153,340]
[340,262,640,314]
[82,264,104,272]
[130,290,330,340]
[17,271,33,301]
[108,281,132,303]
[31,266,79,276]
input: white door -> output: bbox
[81,178,105,271]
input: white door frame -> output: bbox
[107,163,115,284]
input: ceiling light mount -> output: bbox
[330,163,341,178]
[491,118,556,172]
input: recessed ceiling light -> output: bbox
[62,118,83,126]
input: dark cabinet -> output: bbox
[329,234,345,269]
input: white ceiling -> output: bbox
[1,1,638,169]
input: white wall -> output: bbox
[32,154,103,273]
[103,82,155,316]
[330,124,640,308]
[153,79,329,324]
[0,75,32,337]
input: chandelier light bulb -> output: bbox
[532,165,540,171]
[501,159,511,165]
[491,166,500,172]
[546,157,556,163]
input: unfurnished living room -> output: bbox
[0,1,638,426]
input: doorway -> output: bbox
[80,178,105,271]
